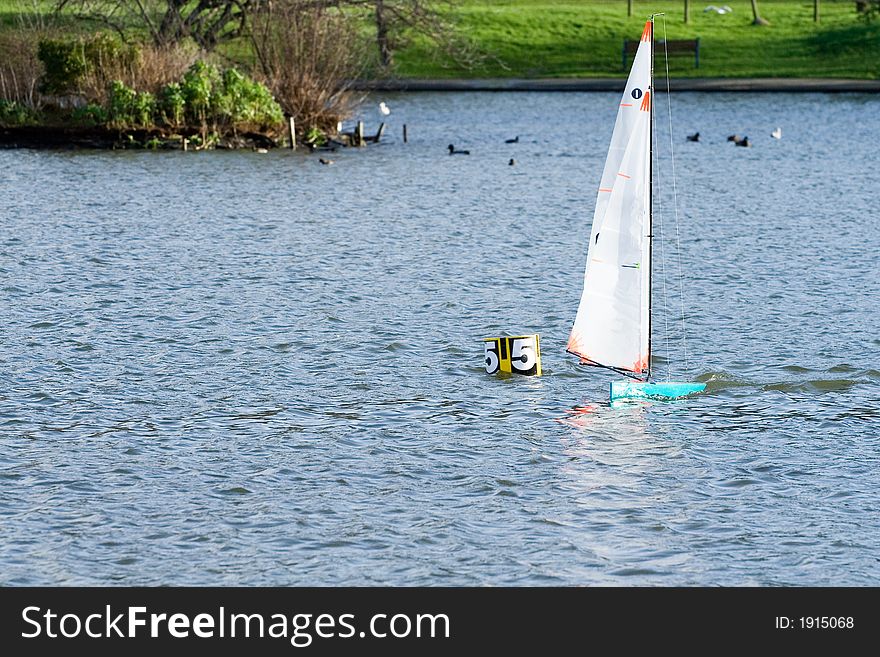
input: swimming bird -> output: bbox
[319,157,334,165]
[379,101,391,116]
[771,127,782,139]
[448,144,470,155]
[686,132,700,142]
[253,147,269,154]
[505,136,519,143]
[508,158,516,166]
[734,136,751,147]
[727,134,742,142]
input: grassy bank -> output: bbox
[395,0,880,79]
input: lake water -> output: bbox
[1,91,878,586]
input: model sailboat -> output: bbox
[567,17,705,403]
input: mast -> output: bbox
[647,15,654,382]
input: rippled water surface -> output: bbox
[2,92,878,585]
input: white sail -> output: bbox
[567,20,653,377]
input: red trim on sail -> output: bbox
[640,21,652,43]
[632,355,649,374]
[639,91,651,112]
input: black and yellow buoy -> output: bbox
[483,335,542,376]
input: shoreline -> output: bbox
[351,78,880,93]
[0,126,278,150]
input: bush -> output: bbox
[159,82,185,128]
[82,33,138,71]
[0,99,39,126]
[37,39,87,95]
[107,82,156,129]
[178,61,283,133]
[181,61,220,127]
[38,33,139,98]
[216,67,284,131]
[71,103,108,127]
[107,80,137,128]
[857,0,880,22]
[132,91,155,128]
[0,31,44,109]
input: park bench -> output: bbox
[622,38,700,70]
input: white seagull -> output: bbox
[771,127,782,139]
[379,101,391,116]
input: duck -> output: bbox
[448,144,470,155]
[508,158,516,166]
[727,134,742,142]
[771,127,782,139]
[734,136,751,147]
[379,101,391,116]
[686,132,700,142]
[505,136,519,144]
[253,147,269,154]
[318,158,334,165]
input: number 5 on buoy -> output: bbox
[483,335,542,376]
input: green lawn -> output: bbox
[1,1,878,80]
[394,0,880,78]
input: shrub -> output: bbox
[132,91,155,128]
[107,79,137,128]
[39,33,140,100]
[250,3,366,135]
[858,0,880,22]
[82,33,138,71]
[0,99,38,126]
[0,31,44,109]
[305,126,326,146]
[178,61,283,133]
[37,39,87,95]
[216,67,284,131]
[181,61,220,127]
[159,82,185,128]
[71,103,108,127]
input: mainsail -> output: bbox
[567,21,653,378]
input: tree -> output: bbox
[57,0,472,68]
[857,0,880,22]
[359,0,476,71]
[56,0,257,50]
[750,0,770,26]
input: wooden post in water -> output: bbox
[183,137,188,152]
[373,122,386,143]
[356,121,364,147]
[403,124,408,143]
[288,116,296,150]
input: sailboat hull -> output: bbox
[610,380,706,402]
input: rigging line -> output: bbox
[662,15,691,375]
[652,77,672,381]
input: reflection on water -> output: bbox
[1,91,878,585]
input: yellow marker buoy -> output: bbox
[483,334,541,376]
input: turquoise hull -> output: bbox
[610,380,706,402]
